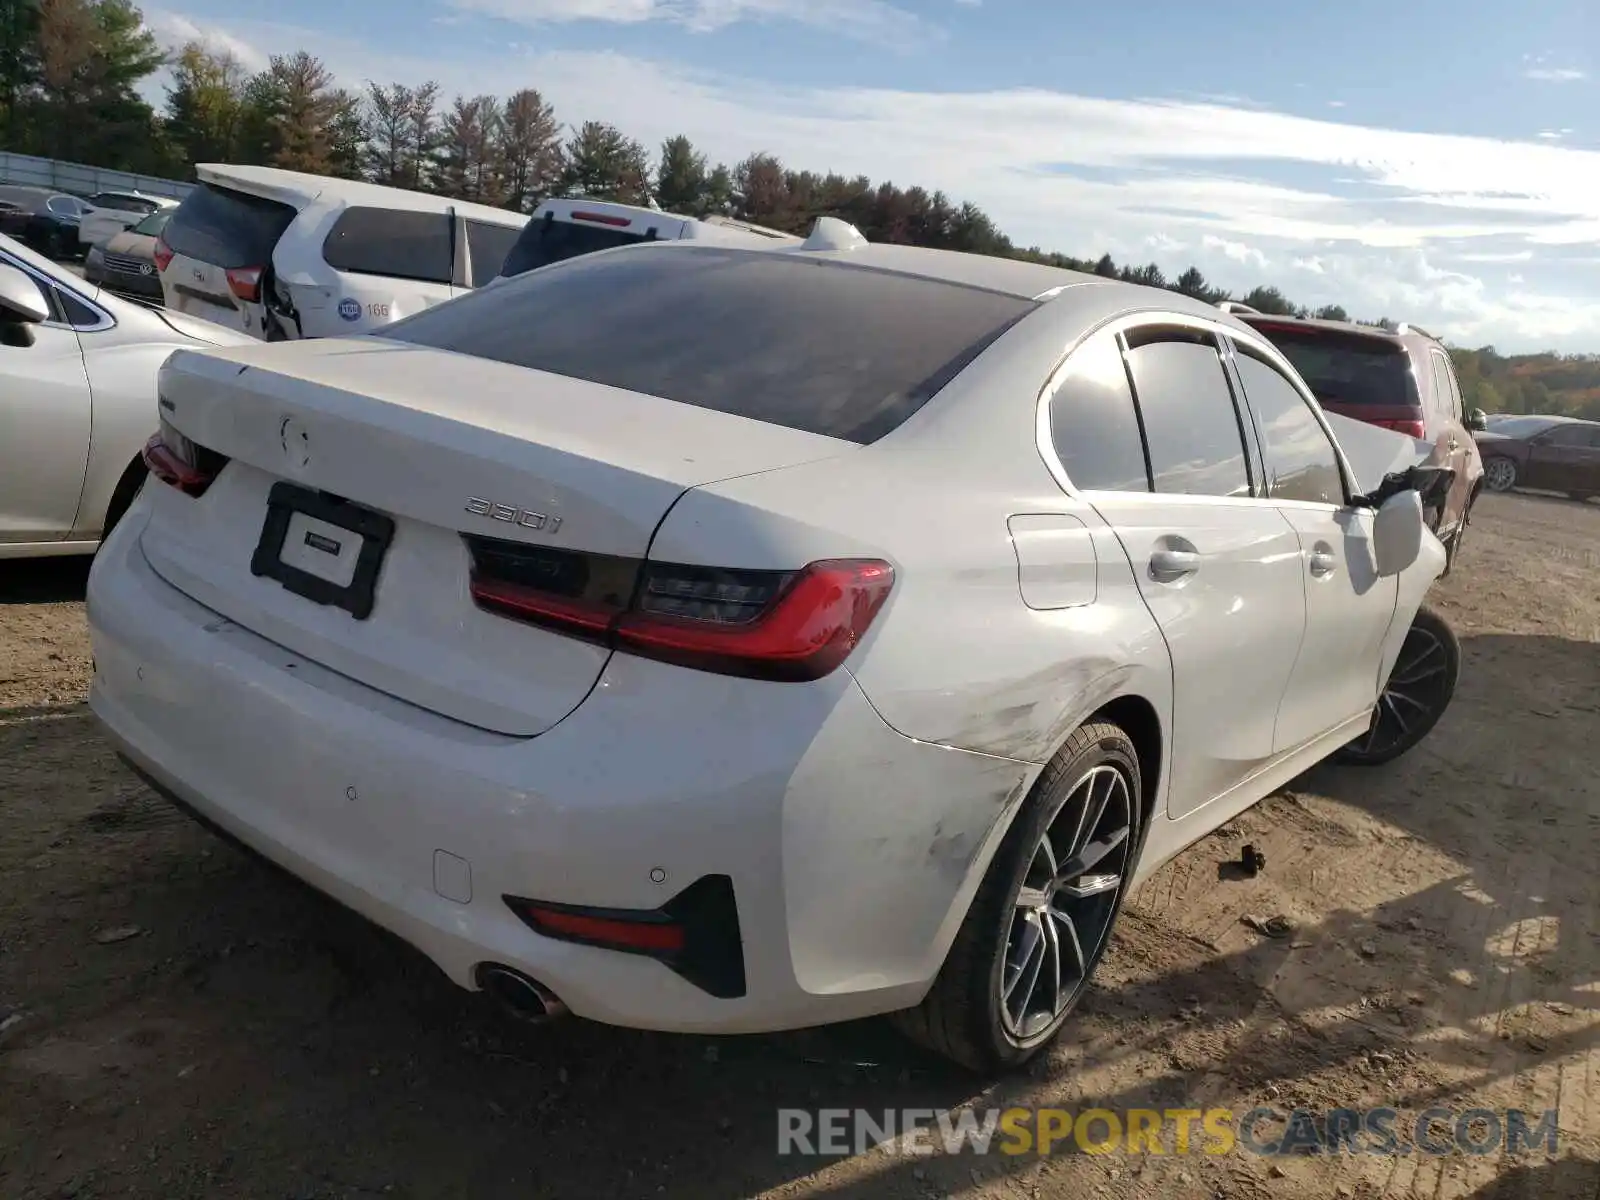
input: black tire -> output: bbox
[890,721,1144,1073]
[1335,604,1459,767]
[101,459,149,544]
[1483,457,1518,493]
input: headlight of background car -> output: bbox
[86,245,104,267]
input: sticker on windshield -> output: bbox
[337,297,362,322]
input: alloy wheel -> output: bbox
[999,764,1133,1042]
[1484,459,1516,492]
[1352,625,1452,760]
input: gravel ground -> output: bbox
[1,491,1597,1200]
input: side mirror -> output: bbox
[0,264,50,326]
[1372,488,1424,578]
[1467,409,1488,433]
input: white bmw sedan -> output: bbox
[85,229,1449,1072]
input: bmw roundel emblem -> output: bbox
[337,297,361,322]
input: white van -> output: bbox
[156,164,529,340]
[497,197,800,279]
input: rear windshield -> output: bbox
[1246,326,1419,409]
[500,217,647,278]
[164,183,297,270]
[131,210,171,237]
[384,247,1035,443]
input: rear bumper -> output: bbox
[86,501,1033,1033]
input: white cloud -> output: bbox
[144,10,270,71]
[444,0,936,47]
[135,13,1600,350]
[1327,100,1346,108]
[1524,67,1586,82]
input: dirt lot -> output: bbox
[1,492,1596,1200]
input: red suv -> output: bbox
[1232,311,1486,569]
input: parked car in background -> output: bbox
[155,163,530,340]
[0,233,253,558]
[0,185,88,258]
[1232,311,1484,568]
[497,197,800,280]
[85,209,171,302]
[77,190,178,250]
[88,229,1451,1074]
[1474,414,1600,500]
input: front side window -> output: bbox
[383,247,1035,444]
[1540,424,1594,448]
[1048,327,1149,491]
[46,196,82,217]
[1234,349,1345,505]
[1123,327,1252,498]
[322,207,453,284]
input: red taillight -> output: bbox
[571,210,632,227]
[1369,418,1428,439]
[514,904,686,953]
[152,237,173,273]
[466,541,895,682]
[143,419,226,497]
[616,560,895,681]
[225,265,263,303]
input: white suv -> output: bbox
[497,197,799,279]
[156,164,529,341]
[77,191,178,250]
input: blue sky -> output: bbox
[142,0,1599,351]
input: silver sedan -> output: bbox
[0,234,254,558]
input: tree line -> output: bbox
[2,0,1596,419]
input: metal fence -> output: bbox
[0,151,193,201]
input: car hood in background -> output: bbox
[1324,410,1433,495]
[103,230,157,260]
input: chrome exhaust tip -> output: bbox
[474,963,568,1024]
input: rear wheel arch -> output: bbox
[102,455,149,541]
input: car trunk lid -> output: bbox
[139,340,850,736]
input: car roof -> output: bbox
[1237,311,1441,349]
[790,240,1108,300]
[194,163,529,227]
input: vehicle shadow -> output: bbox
[3,625,1593,1197]
[0,556,92,604]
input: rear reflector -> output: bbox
[515,905,686,953]
[143,417,228,497]
[1368,417,1428,440]
[226,265,264,303]
[570,210,632,227]
[465,537,894,682]
[504,875,746,998]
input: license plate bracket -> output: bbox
[250,482,395,620]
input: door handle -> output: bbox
[1149,549,1201,582]
[1309,550,1338,577]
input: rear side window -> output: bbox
[501,217,646,278]
[1234,350,1344,505]
[46,196,82,216]
[384,247,1035,443]
[1429,350,1462,420]
[1249,326,1419,410]
[1049,328,1149,491]
[1124,329,1252,498]
[464,219,524,287]
[322,207,453,284]
[164,183,297,270]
